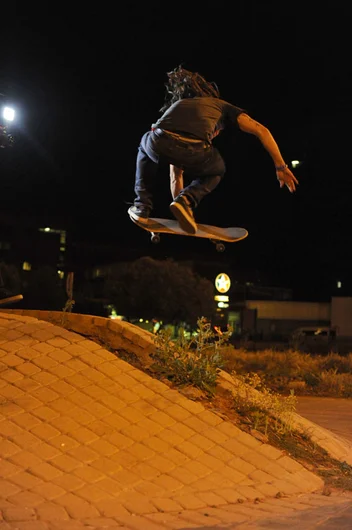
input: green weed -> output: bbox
[231,372,297,435]
[150,317,227,395]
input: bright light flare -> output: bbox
[3,107,15,122]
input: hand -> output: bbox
[276,167,299,193]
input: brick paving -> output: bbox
[0,311,351,529]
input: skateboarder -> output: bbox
[128,66,298,234]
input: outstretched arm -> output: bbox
[237,113,299,193]
[170,165,184,199]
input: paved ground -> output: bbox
[297,397,352,443]
[0,491,352,529]
[0,311,351,529]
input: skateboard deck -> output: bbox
[129,216,248,252]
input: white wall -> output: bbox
[331,297,352,337]
[246,301,330,321]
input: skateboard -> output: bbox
[129,216,248,252]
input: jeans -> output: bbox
[134,129,226,211]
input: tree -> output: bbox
[104,257,214,326]
[0,262,22,294]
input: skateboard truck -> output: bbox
[210,239,225,252]
[150,231,225,252]
[150,232,161,245]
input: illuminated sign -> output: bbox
[214,295,229,302]
[215,273,231,293]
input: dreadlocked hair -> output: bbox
[160,65,220,113]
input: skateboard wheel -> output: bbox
[151,233,160,244]
[216,243,225,252]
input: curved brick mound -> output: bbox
[0,311,324,524]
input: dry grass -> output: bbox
[220,347,352,397]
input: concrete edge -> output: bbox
[219,371,352,465]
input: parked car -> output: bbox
[289,326,337,354]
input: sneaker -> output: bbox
[170,195,197,234]
[0,288,23,306]
[128,205,150,224]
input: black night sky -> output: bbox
[1,2,351,300]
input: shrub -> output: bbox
[319,370,352,397]
[320,353,352,374]
[151,317,227,395]
[231,371,297,434]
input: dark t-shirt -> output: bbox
[152,97,246,142]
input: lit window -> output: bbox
[93,268,104,278]
[22,262,32,271]
[337,281,342,289]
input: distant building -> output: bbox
[0,212,67,276]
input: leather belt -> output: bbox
[152,127,205,144]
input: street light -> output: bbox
[0,106,15,148]
[2,106,15,122]
[0,92,16,148]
